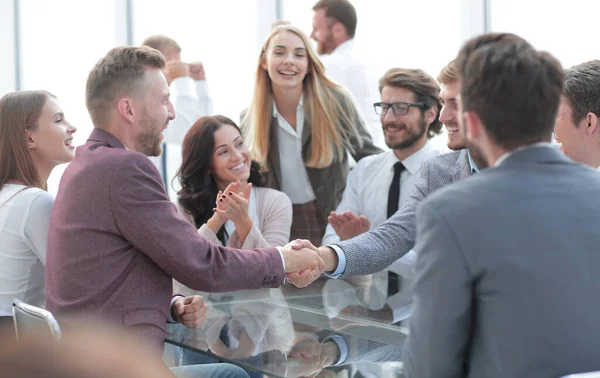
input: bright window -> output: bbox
[282,0,463,153]
[490,0,600,68]
[18,0,118,194]
[132,0,265,197]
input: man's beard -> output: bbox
[137,112,164,157]
[317,31,336,55]
[385,115,428,150]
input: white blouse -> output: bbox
[0,184,54,315]
[272,96,316,204]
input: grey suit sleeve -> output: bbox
[403,199,473,378]
[333,333,405,366]
[333,160,432,276]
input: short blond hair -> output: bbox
[85,46,165,128]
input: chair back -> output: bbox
[12,298,61,340]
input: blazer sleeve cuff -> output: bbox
[168,295,185,323]
[325,244,346,278]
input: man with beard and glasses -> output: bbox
[323,68,441,245]
[45,46,325,378]
[310,0,383,149]
[319,68,441,322]
[287,60,488,294]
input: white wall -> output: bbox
[490,0,600,69]
[0,0,17,95]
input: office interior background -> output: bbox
[1,0,598,198]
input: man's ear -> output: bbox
[584,112,599,137]
[332,22,346,39]
[116,97,136,124]
[25,130,36,150]
[425,106,437,127]
[464,111,484,141]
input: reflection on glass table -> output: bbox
[166,273,411,377]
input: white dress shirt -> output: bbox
[320,39,385,150]
[323,142,438,323]
[150,76,213,177]
[322,141,439,245]
[273,96,316,204]
[0,184,54,316]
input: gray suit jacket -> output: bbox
[334,332,405,366]
[404,146,600,378]
[335,149,471,276]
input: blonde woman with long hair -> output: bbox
[242,24,381,245]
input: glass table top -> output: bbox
[166,271,412,377]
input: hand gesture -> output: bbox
[206,186,233,234]
[213,181,241,220]
[164,60,189,84]
[282,239,324,288]
[215,182,252,225]
[171,295,208,329]
[188,62,206,80]
[328,210,370,241]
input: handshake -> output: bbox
[280,239,338,288]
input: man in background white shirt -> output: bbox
[321,68,442,317]
[554,60,600,171]
[310,0,383,149]
[142,35,213,186]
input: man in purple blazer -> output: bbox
[45,46,324,351]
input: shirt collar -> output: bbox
[494,142,556,167]
[392,141,435,175]
[467,150,479,174]
[596,165,600,172]
[272,95,303,117]
[330,39,354,55]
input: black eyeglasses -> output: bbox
[374,101,426,116]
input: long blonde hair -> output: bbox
[243,24,361,169]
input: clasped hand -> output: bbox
[281,239,326,288]
[287,336,339,378]
[171,295,208,329]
